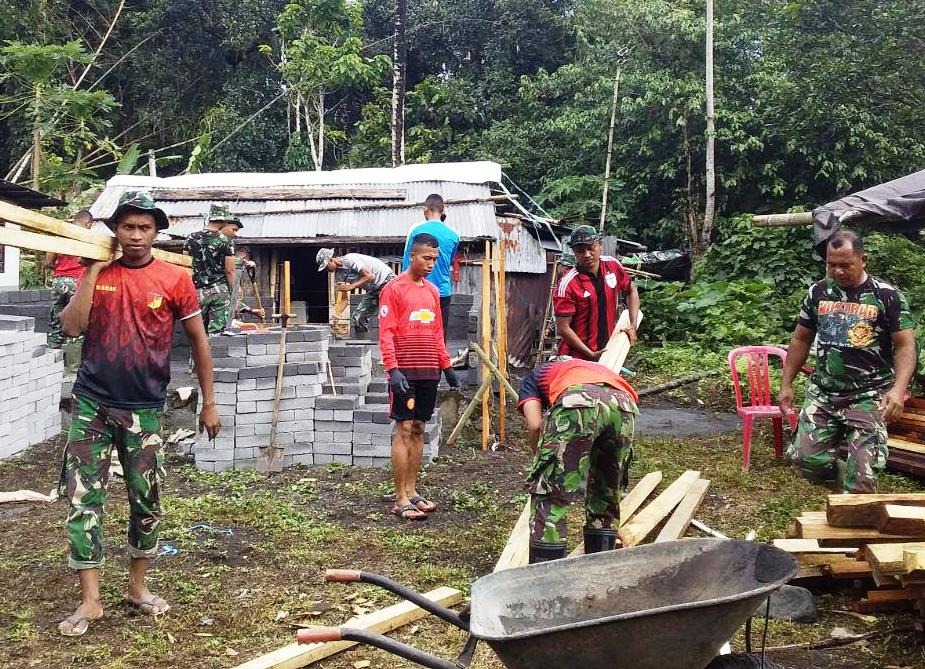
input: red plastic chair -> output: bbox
[728,346,798,471]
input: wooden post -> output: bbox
[260,260,291,473]
[481,240,492,451]
[599,66,622,232]
[535,258,558,364]
[283,260,291,320]
[269,249,279,302]
[493,241,507,442]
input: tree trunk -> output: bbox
[701,0,716,256]
[317,90,325,170]
[599,67,621,232]
[31,85,42,190]
[390,0,408,167]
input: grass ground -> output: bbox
[2,391,925,668]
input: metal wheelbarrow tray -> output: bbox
[299,538,797,669]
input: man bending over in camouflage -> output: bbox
[779,230,915,493]
[57,192,221,636]
[184,204,238,335]
[317,248,395,334]
[518,358,638,563]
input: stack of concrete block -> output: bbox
[313,394,363,465]
[0,289,53,334]
[0,314,64,459]
[194,325,329,472]
[326,344,373,395]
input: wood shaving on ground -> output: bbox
[0,490,56,504]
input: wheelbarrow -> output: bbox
[297,538,797,669]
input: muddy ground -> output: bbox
[2,389,925,668]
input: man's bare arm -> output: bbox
[881,329,916,421]
[521,400,545,454]
[183,314,221,439]
[778,324,815,416]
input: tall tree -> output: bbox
[390,0,407,166]
[698,0,716,255]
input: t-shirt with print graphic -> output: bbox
[378,273,451,380]
[73,258,201,409]
[798,275,914,395]
[184,229,234,289]
[336,253,395,289]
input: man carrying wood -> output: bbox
[379,233,459,520]
[56,191,221,636]
[184,204,237,335]
[779,230,916,493]
[44,209,93,348]
[518,358,638,562]
[317,247,396,334]
[554,225,639,360]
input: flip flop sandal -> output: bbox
[392,503,427,521]
[126,595,171,616]
[59,612,102,637]
[409,495,438,513]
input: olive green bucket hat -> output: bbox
[106,191,169,231]
[208,203,242,228]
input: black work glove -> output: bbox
[443,367,460,389]
[388,369,410,394]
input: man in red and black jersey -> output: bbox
[379,233,459,520]
[555,225,640,360]
[56,192,221,636]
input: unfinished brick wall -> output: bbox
[0,314,64,459]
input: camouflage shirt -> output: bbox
[184,230,233,289]
[798,275,914,394]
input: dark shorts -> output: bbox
[389,379,439,422]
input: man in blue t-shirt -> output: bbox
[401,193,459,339]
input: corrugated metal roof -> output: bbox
[90,162,503,241]
[0,179,65,208]
[498,217,547,274]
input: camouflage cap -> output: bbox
[559,246,576,268]
[208,203,242,227]
[316,247,335,271]
[107,191,169,231]
[567,224,602,248]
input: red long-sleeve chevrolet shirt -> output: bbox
[378,274,451,380]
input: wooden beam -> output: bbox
[904,546,925,577]
[569,471,663,556]
[598,309,644,373]
[877,504,925,537]
[865,542,925,575]
[481,240,491,451]
[233,586,463,669]
[751,212,813,227]
[654,479,711,543]
[493,502,531,572]
[796,511,919,545]
[772,539,858,554]
[619,470,700,548]
[0,225,112,260]
[888,437,925,455]
[823,561,873,579]
[827,493,925,527]
[152,187,408,201]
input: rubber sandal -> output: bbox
[58,612,102,637]
[392,503,427,521]
[409,495,438,513]
[126,595,171,616]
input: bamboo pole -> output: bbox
[498,241,508,442]
[535,258,558,364]
[446,378,491,447]
[481,241,492,451]
[469,342,518,400]
[269,250,279,301]
[752,212,813,227]
[599,66,622,232]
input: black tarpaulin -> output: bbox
[812,169,925,254]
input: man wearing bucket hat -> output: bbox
[554,225,639,360]
[184,204,238,335]
[57,191,220,636]
[317,248,396,334]
[518,357,638,562]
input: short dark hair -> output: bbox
[828,230,865,255]
[424,194,445,213]
[73,209,92,222]
[411,232,439,250]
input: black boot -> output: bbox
[583,528,617,554]
[528,540,568,564]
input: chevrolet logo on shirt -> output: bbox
[410,309,436,324]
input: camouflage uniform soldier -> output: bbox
[56,192,221,637]
[518,358,639,563]
[317,248,396,333]
[780,230,916,493]
[184,204,239,335]
[45,210,94,348]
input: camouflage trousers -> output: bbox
[351,281,392,333]
[198,283,231,335]
[527,384,637,545]
[786,386,887,493]
[48,276,80,348]
[60,394,165,570]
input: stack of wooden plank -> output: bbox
[887,397,925,476]
[777,493,925,629]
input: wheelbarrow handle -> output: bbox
[324,569,468,631]
[298,626,459,669]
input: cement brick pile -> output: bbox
[0,314,64,459]
[0,289,53,333]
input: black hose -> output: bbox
[339,627,459,669]
[358,571,469,631]
[761,597,771,669]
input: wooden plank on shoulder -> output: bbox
[827,493,925,527]
[619,470,700,548]
[233,586,462,669]
[0,225,112,260]
[654,478,710,543]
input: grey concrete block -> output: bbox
[333,409,353,421]
[213,358,247,369]
[298,361,323,375]
[315,420,352,433]
[228,346,247,358]
[246,354,279,367]
[313,442,351,455]
[294,431,314,443]
[352,442,392,457]
[372,411,392,424]
[239,365,278,379]
[237,401,257,413]
[314,431,334,443]
[247,344,267,355]
[315,409,333,421]
[237,378,257,391]
[292,453,314,466]
[237,412,273,425]
[315,395,359,410]
[278,397,314,411]
[296,384,323,398]
[313,453,334,464]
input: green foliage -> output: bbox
[865,233,925,316]
[17,254,44,289]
